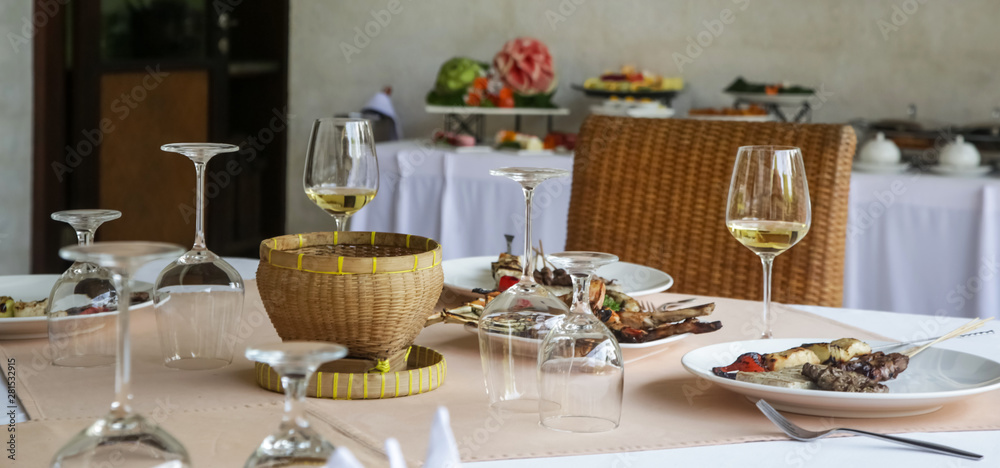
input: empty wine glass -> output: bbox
[154,143,245,370]
[726,145,811,339]
[245,341,348,467]
[478,167,570,412]
[48,209,122,368]
[303,117,380,231]
[51,241,189,468]
[538,252,624,433]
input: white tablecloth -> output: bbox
[354,141,1000,320]
[845,171,1000,320]
[351,141,574,259]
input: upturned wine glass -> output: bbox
[245,341,348,467]
[48,209,122,367]
[303,117,380,231]
[154,143,245,370]
[51,241,189,468]
[478,167,571,412]
[538,252,624,433]
[726,146,811,339]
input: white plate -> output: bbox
[0,274,154,340]
[928,165,993,177]
[441,255,674,297]
[686,114,773,122]
[681,338,1000,418]
[725,91,813,105]
[462,321,689,351]
[852,161,910,174]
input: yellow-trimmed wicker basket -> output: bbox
[257,232,444,364]
[253,345,446,399]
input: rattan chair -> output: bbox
[566,116,856,306]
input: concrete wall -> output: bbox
[283,0,1000,232]
[0,0,33,274]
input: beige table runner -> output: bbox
[4,282,999,466]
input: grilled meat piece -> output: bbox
[651,303,716,324]
[642,317,722,341]
[832,351,909,382]
[802,363,889,393]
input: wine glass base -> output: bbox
[164,357,230,371]
[52,412,190,467]
[245,429,335,468]
[540,415,619,433]
[52,354,115,368]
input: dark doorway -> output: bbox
[32,0,289,273]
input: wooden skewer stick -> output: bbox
[904,317,994,358]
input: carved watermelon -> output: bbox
[493,37,557,96]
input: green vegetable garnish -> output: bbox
[602,296,621,312]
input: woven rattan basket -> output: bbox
[257,232,443,364]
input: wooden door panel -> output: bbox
[97,70,208,245]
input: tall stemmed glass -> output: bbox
[538,252,623,433]
[478,167,570,412]
[245,342,348,467]
[154,143,246,370]
[48,209,122,367]
[726,146,811,339]
[303,118,380,231]
[51,241,189,468]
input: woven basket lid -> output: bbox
[260,231,442,275]
[253,345,446,399]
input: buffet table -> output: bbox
[354,140,1000,320]
[6,274,999,467]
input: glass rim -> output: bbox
[160,142,240,154]
[314,116,373,126]
[737,145,802,153]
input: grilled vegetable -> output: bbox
[762,347,821,371]
[0,297,13,318]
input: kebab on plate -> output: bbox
[432,253,723,343]
[710,338,910,393]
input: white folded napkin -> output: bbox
[424,407,462,468]
[324,406,461,467]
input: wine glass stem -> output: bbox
[75,229,95,246]
[759,254,775,339]
[520,186,535,281]
[280,375,310,429]
[193,161,208,250]
[332,214,349,232]
[570,273,591,315]
[110,271,133,417]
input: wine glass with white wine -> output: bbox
[303,118,379,231]
[726,146,811,339]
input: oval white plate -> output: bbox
[853,161,910,174]
[725,91,813,105]
[686,114,773,122]
[682,338,1000,418]
[441,255,674,297]
[462,322,688,350]
[0,274,153,340]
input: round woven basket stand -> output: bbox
[257,231,443,362]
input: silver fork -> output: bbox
[755,400,982,460]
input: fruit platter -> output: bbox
[573,65,683,101]
[426,37,560,109]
